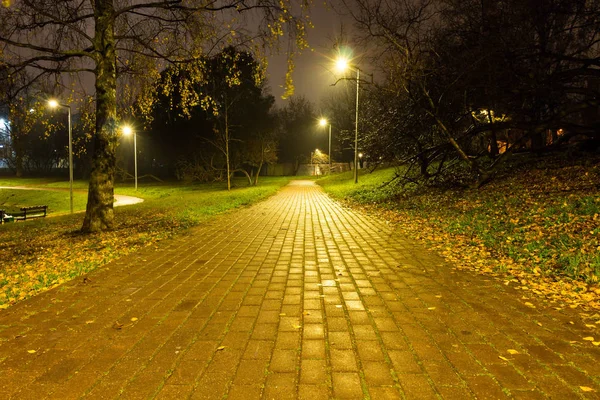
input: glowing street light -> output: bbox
[122,125,137,190]
[318,118,332,173]
[48,99,73,214]
[334,55,361,183]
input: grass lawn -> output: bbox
[0,177,291,308]
[319,157,600,310]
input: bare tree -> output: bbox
[0,0,310,232]
[343,0,600,186]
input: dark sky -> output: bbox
[266,2,351,108]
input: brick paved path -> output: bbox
[0,180,599,399]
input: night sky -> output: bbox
[266,1,352,108]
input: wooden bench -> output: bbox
[14,205,48,221]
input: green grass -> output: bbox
[318,168,401,203]
[0,189,89,215]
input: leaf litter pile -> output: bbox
[352,156,600,317]
[0,207,180,308]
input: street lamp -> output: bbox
[319,118,332,173]
[122,125,137,190]
[335,55,360,183]
[48,99,73,214]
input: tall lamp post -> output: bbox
[122,125,137,190]
[48,99,73,214]
[335,57,360,183]
[318,118,332,173]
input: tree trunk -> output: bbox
[225,104,231,191]
[14,153,23,177]
[82,0,117,233]
[254,160,264,185]
[487,110,499,157]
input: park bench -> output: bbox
[14,205,48,221]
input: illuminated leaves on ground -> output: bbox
[0,208,177,308]
[362,160,600,311]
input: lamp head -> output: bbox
[122,125,133,136]
[335,57,350,73]
[47,99,59,108]
[319,118,328,127]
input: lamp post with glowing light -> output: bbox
[48,99,73,214]
[318,118,332,173]
[335,56,360,183]
[122,125,137,190]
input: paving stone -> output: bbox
[332,372,363,399]
[300,359,328,384]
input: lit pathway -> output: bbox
[0,185,143,209]
[0,180,598,399]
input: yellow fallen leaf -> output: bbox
[27,350,36,354]
[435,295,442,298]
[85,320,94,324]
[279,313,286,316]
[292,325,302,329]
[580,386,595,392]
[524,302,536,308]
[583,337,595,341]
[130,317,138,322]
[335,305,343,308]
[428,307,436,310]
[499,356,509,361]
[507,349,520,355]
[592,342,600,346]
[216,346,226,351]
[585,324,596,329]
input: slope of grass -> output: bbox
[0,177,291,308]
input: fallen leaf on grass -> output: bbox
[292,325,302,329]
[27,350,36,354]
[427,307,436,310]
[85,320,94,324]
[499,356,510,361]
[216,346,226,351]
[593,342,600,346]
[580,386,595,392]
[507,349,520,355]
[279,313,286,316]
[583,337,595,341]
[524,302,536,308]
[585,324,596,328]
[130,317,138,322]
[113,321,124,330]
